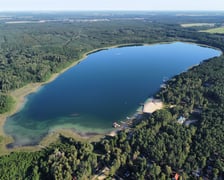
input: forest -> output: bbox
[0,12,224,179]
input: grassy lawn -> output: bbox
[200,27,224,34]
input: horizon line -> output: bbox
[0,10,224,12]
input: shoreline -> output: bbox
[0,41,221,152]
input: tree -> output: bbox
[165,165,172,176]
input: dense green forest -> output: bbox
[0,12,224,179]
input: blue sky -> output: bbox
[0,0,224,11]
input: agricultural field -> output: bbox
[181,23,215,27]
[201,26,224,34]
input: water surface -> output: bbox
[4,42,221,147]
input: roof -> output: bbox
[174,173,179,180]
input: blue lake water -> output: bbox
[4,42,221,147]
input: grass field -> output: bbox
[200,27,224,34]
[181,23,215,27]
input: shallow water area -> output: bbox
[4,42,221,147]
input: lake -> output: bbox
[4,42,221,147]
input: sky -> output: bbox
[0,0,224,11]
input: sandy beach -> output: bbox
[143,98,163,113]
